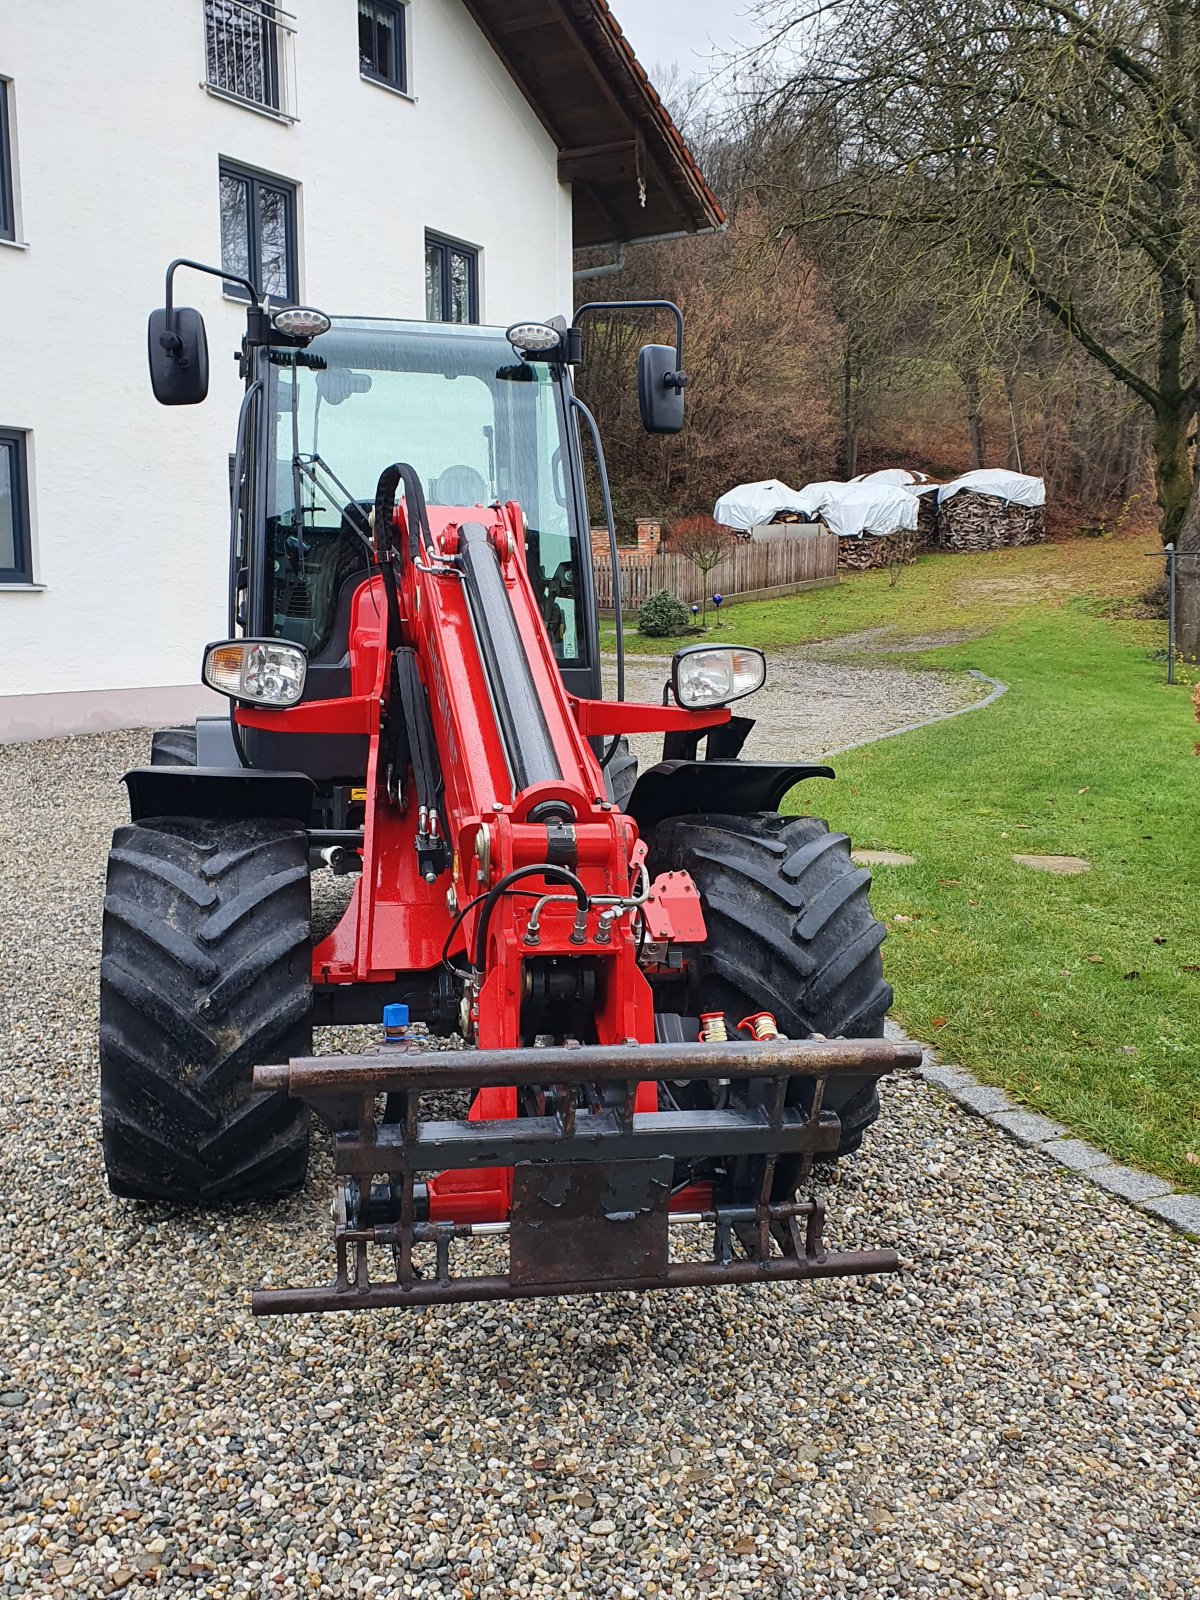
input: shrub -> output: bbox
[638,590,690,637]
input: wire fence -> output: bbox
[1145,542,1200,683]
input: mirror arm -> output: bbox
[573,299,686,394]
[162,258,262,352]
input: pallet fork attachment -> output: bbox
[251,1036,921,1314]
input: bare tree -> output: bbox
[575,204,838,523]
[754,0,1200,651]
[667,516,736,625]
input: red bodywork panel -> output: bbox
[235,500,723,1224]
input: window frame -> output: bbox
[202,0,297,122]
[359,0,408,95]
[0,78,16,242]
[425,232,480,325]
[0,429,33,585]
[218,159,298,304]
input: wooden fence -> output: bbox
[592,529,839,614]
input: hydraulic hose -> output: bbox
[372,462,436,648]
[473,865,589,973]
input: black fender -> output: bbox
[625,761,834,836]
[122,767,316,825]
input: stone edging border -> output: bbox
[886,1021,1200,1238]
[822,668,1009,758]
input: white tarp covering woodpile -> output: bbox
[712,480,818,532]
[807,482,920,571]
[852,468,931,487]
[715,466,1047,564]
[936,470,1046,551]
[816,482,919,538]
[715,478,916,538]
[715,477,922,570]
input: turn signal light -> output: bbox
[202,639,307,707]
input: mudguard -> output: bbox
[625,760,835,835]
[122,766,316,825]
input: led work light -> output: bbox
[506,321,563,356]
[271,306,332,340]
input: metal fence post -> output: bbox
[1166,543,1177,684]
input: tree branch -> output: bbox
[1005,248,1163,409]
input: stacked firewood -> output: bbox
[913,491,939,548]
[938,492,1045,552]
[837,532,919,572]
[1005,504,1046,546]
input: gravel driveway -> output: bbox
[611,653,989,770]
[2,728,1198,1600]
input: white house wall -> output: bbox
[0,0,575,738]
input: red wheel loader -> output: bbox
[99,259,920,1312]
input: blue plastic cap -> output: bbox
[382,1003,410,1030]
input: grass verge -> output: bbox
[805,601,1199,1192]
[613,530,1199,1189]
[605,531,1148,655]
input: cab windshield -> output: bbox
[267,318,582,663]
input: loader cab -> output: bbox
[147,261,685,800]
[235,316,600,780]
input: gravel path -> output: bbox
[2,729,1198,1600]
[610,654,989,771]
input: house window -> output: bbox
[203,0,297,121]
[0,79,15,242]
[425,234,478,323]
[219,162,297,301]
[0,430,32,584]
[359,1,407,92]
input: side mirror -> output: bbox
[637,344,686,434]
[148,307,209,405]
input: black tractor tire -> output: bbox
[149,725,197,766]
[99,817,313,1203]
[605,735,638,814]
[647,812,892,1159]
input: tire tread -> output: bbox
[648,811,892,1156]
[99,817,311,1203]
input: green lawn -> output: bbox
[605,533,1147,655]
[620,535,1200,1192]
[826,604,1199,1193]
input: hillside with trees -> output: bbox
[578,0,1197,645]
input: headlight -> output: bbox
[672,645,766,708]
[203,639,308,707]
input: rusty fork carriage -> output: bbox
[251,1036,921,1314]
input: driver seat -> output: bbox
[431,464,487,506]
